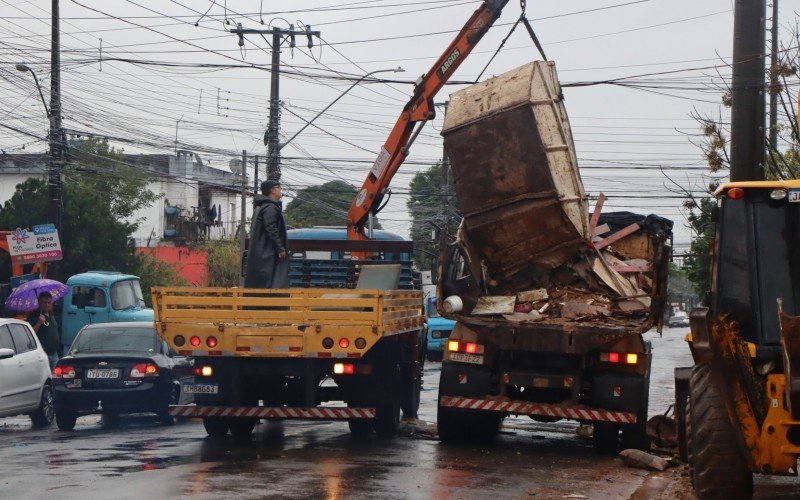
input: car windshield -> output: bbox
[71,327,156,354]
[427,297,440,318]
[110,279,146,310]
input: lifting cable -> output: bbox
[475,0,548,82]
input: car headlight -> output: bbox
[430,330,442,339]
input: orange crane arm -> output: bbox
[346,0,510,241]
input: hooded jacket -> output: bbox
[244,195,289,288]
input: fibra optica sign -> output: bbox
[5,224,63,264]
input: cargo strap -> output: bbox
[440,396,637,424]
[169,405,375,419]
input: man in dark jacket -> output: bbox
[244,180,290,288]
[26,292,60,369]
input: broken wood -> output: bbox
[517,288,549,302]
[594,222,641,251]
[471,296,516,315]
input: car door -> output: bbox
[63,285,110,352]
[8,323,44,410]
[0,325,21,415]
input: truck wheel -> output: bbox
[348,419,374,438]
[203,417,229,437]
[229,418,257,439]
[55,409,77,431]
[689,362,753,500]
[400,364,421,420]
[426,351,443,362]
[374,403,400,438]
[593,422,619,454]
[438,401,500,444]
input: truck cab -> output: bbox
[61,271,154,354]
[425,295,455,361]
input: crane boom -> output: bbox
[346,0,510,242]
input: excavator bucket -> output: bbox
[778,299,800,419]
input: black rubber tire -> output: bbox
[203,417,229,437]
[374,404,400,438]
[228,418,257,439]
[689,362,754,500]
[686,398,695,489]
[55,410,77,431]
[348,419,374,438]
[30,384,54,427]
[400,366,421,420]
[437,402,500,444]
[593,422,620,454]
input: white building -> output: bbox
[0,150,251,248]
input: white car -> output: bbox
[0,318,55,427]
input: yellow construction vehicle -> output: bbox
[675,180,800,498]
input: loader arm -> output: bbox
[346,0,510,242]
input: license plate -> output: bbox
[789,189,800,203]
[183,384,218,394]
[86,368,119,379]
[449,353,483,365]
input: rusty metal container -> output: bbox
[442,60,588,277]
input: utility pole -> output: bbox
[439,101,450,231]
[730,0,767,181]
[239,150,247,286]
[50,0,63,233]
[253,154,259,196]
[230,23,320,182]
[768,0,779,151]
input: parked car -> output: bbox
[425,296,455,361]
[52,322,192,431]
[668,311,690,327]
[0,319,54,427]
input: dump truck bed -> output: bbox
[152,287,424,358]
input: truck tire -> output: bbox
[437,400,500,444]
[621,349,651,450]
[689,362,753,500]
[348,419,374,438]
[592,422,619,454]
[400,363,421,420]
[426,350,443,362]
[374,403,400,438]
[229,418,257,439]
[203,417,229,437]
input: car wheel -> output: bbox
[55,410,77,431]
[159,385,180,425]
[30,384,55,427]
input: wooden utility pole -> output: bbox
[730,0,767,181]
[239,150,247,286]
[50,0,63,232]
[230,23,320,182]
[768,0,779,150]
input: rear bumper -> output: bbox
[439,396,637,424]
[54,382,170,414]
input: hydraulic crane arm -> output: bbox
[346,0,510,241]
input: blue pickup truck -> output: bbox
[60,271,154,354]
[425,295,455,361]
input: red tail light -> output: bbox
[190,336,201,347]
[339,338,350,349]
[53,364,76,379]
[727,187,745,200]
[333,363,355,375]
[600,352,639,365]
[130,363,159,378]
[206,336,218,348]
[447,340,485,354]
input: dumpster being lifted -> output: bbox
[435,60,673,451]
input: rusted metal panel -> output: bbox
[777,299,800,419]
[442,61,588,276]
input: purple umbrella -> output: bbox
[4,278,68,312]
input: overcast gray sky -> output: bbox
[0,0,795,253]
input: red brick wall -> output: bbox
[136,247,208,286]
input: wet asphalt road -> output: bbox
[1,327,797,499]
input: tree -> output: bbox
[683,198,716,298]
[407,162,459,271]
[0,138,158,281]
[285,180,381,230]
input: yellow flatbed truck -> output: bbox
[152,276,425,438]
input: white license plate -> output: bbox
[86,368,119,379]
[449,353,484,365]
[183,384,218,394]
[789,189,800,203]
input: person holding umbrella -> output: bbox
[26,292,60,370]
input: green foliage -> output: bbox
[407,162,459,270]
[0,138,157,281]
[668,262,699,310]
[132,252,188,307]
[683,198,716,297]
[285,180,381,230]
[204,239,240,287]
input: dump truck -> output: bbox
[153,238,425,439]
[674,181,800,499]
[434,60,672,450]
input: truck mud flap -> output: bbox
[439,396,636,424]
[169,405,374,419]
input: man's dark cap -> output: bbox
[261,180,281,195]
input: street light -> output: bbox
[279,67,405,151]
[15,64,50,118]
